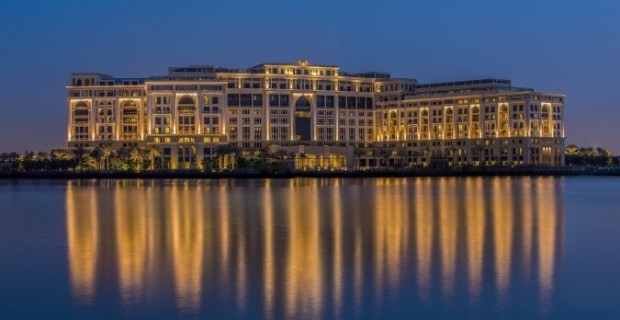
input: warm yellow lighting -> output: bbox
[66,184,98,304]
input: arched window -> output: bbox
[294,96,311,110]
[75,101,88,108]
[73,101,89,117]
[178,96,196,114]
[178,96,195,105]
[122,101,138,117]
[123,100,137,108]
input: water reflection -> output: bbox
[466,178,484,301]
[65,177,563,318]
[66,184,98,304]
[493,178,513,299]
[115,185,147,305]
[168,184,204,312]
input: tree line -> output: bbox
[0,144,295,173]
[564,144,619,166]
[1,143,618,172]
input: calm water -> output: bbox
[0,177,619,319]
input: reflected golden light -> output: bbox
[169,184,204,312]
[60,177,563,317]
[218,184,231,290]
[263,180,275,320]
[285,179,323,319]
[439,178,457,298]
[493,178,513,298]
[522,177,534,280]
[353,194,363,314]
[66,184,98,304]
[144,183,163,292]
[374,179,408,301]
[415,178,433,299]
[332,183,343,318]
[466,178,484,300]
[115,186,147,305]
[236,200,247,310]
[538,178,557,306]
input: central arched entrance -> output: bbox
[294,96,312,141]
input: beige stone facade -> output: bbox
[67,60,565,169]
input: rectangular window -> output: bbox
[252,94,263,107]
[318,95,325,107]
[240,94,252,106]
[280,95,289,107]
[269,94,278,107]
[326,96,334,108]
[228,94,239,107]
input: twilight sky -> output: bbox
[1,0,619,153]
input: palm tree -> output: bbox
[129,147,145,171]
[92,147,104,170]
[97,143,115,171]
[51,149,73,161]
[145,145,161,170]
[565,144,578,156]
[69,147,95,171]
[72,147,87,162]
[114,147,131,171]
[78,153,97,171]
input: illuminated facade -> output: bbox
[67,60,565,169]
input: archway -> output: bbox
[294,96,312,141]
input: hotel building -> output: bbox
[67,60,565,169]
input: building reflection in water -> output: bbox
[415,178,433,300]
[168,183,204,312]
[493,178,514,299]
[439,178,457,298]
[538,179,560,311]
[262,180,275,320]
[65,177,563,317]
[115,183,148,305]
[66,183,98,304]
[285,179,323,319]
[466,178,485,301]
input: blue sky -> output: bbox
[1,0,619,152]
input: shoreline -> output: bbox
[1,167,619,179]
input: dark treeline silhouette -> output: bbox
[564,144,618,167]
[0,144,294,173]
